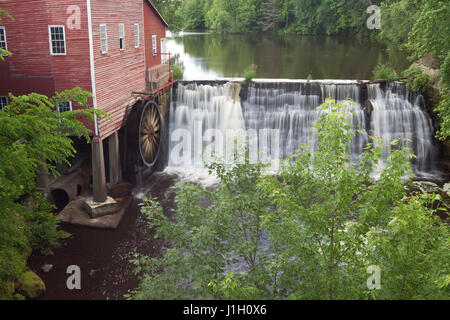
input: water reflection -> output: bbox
[167,32,409,80]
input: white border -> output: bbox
[0,26,7,54]
[119,24,125,50]
[100,24,108,54]
[152,35,156,56]
[48,25,67,56]
[134,23,140,48]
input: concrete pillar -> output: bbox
[92,136,107,203]
[108,131,121,185]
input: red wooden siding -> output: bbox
[91,0,146,139]
[143,2,166,69]
[0,0,168,139]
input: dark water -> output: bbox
[168,32,410,80]
[28,173,178,300]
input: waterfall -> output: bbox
[169,80,439,177]
[368,82,438,177]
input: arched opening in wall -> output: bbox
[51,189,69,213]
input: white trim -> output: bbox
[160,38,167,64]
[100,24,108,54]
[57,100,72,112]
[48,25,67,56]
[152,35,156,56]
[0,26,7,54]
[134,23,140,48]
[119,24,125,50]
[87,0,99,136]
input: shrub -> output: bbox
[172,65,184,80]
[373,64,398,83]
[402,65,431,92]
[244,64,257,83]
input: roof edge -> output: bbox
[144,0,169,28]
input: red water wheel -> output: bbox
[139,100,162,167]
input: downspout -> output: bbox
[86,0,99,136]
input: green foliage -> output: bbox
[366,193,450,299]
[406,0,450,63]
[129,155,272,299]
[244,64,257,82]
[178,0,384,36]
[150,0,184,34]
[373,64,398,83]
[172,65,184,80]
[440,51,450,89]
[402,65,430,92]
[21,193,59,253]
[0,88,107,298]
[435,91,450,141]
[131,99,449,300]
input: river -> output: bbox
[167,32,410,80]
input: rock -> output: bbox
[412,181,441,194]
[443,183,450,197]
[89,269,100,278]
[57,230,72,240]
[17,271,46,299]
[41,264,53,273]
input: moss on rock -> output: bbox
[17,271,45,299]
[57,230,72,240]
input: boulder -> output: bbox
[17,271,46,299]
[412,181,441,194]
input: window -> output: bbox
[160,38,167,64]
[152,35,157,56]
[57,100,72,113]
[0,27,7,54]
[134,24,139,48]
[48,26,66,55]
[119,24,125,50]
[100,24,108,54]
[0,96,8,110]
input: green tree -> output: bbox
[131,99,449,300]
[0,88,107,298]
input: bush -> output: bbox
[22,193,59,254]
[244,64,257,83]
[373,64,399,83]
[172,65,184,80]
[402,65,431,92]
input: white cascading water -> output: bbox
[168,80,438,177]
[368,82,437,177]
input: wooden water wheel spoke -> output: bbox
[139,101,162,167]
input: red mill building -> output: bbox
[0,0,174,220]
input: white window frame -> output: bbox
[134,24,140,48]
[48,25,67,56]
[57,100,72,113]
[0,26,7,54]
[160,38,167,64]
[119,24,125,50]
[100,24,108,54]
[0,96,8,110]
[152,35,157,56]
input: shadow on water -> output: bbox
[28,173,178,300]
